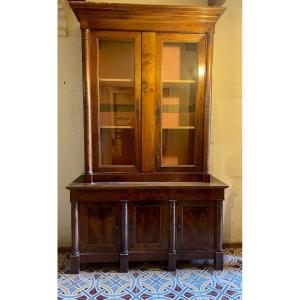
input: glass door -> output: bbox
[91,31,141,172]
[155,33,207,172]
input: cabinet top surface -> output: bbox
[68,1,225,11]
[67,176,228,190]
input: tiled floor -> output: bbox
[58,248,242,299]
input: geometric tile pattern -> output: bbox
[58,248,242,299]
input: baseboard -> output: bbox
[223,243,242,249]
[58,246,72,253]
[58,243,242,254]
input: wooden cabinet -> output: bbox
[66,1,228,274]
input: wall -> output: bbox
[211,0,242,243]
[58,0,242,246]
[58,1,84,246]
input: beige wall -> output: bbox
[211,0,242,243]
[58,0,242,246]
[58,1,84,246]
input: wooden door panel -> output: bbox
[155,33,207,172]
[177,201,214,250]
[129,201,168,251]
[80,202,120,252]
[135,206,161,243]
[90,31,142,172]
[87,206,115,245]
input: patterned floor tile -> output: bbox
[58,248,242,300]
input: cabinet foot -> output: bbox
[70,254,80,274]
[214,251,224,270]
[168,252,176,272]
[120,253,129,273]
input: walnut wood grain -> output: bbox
[120,200,129,272]
[168,200,176,271]
[141,32,155,172]
[68,2,225,33]
[67,177,228,190]
[202,33,214,172]
[214,199,224,270]
[70,201,80,273]
[81,29,93,174]
[66,2,227,274]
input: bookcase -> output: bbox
[66,1,228,274]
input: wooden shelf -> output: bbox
[162,104,195,113]
[100,125,134,129]
[99,78,134,87]
[163,80,195,84]
[162,126,195,129]
[99,78,133,82]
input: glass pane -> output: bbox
[99,40,134,79]
[99,86,135,127]
[162,43,197,81]
[161,42,198,166]
[162,129,195,165]
[100,128,135,165]
[98,40,136,166]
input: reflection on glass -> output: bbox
[162,85,195,128]
[98,40,136,165]
[99,40,134,80]
[99,86,135,127]
[100,128,135,165]
[162,42,197,81]
[161,42,198,166]
[162,129,195,166]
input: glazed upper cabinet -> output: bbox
[89,31,209,173]
[90,31,141,172]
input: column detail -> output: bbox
[70,201,80,273]
[168,200,177,271]
[120,200,129,272]
[214,199,224,270]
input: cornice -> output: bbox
[68,1,226,33]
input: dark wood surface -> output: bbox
[69,186,226,273]
[120,200,129,272]
[168,200,177,271]
[141,32,156,172]
[72,172,212,183]
[67,175,228,190]
[66,2,227,274]
[81,28,93,175]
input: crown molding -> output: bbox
[68,1,226,33]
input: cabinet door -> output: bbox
[155,33,207,172]
[128,201,168,252]
[90,31,141,172]
[79,202,120,252]
[176,201,214,250]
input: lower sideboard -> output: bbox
[67,178,228,274]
